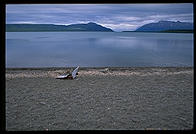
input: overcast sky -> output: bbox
[6,4,193,31]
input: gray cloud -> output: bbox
[6,4,193,31]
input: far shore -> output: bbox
[6,31,193,33]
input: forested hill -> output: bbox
[6,22,113,32]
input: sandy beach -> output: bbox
[6,67,193,130]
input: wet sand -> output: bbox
[6,67,193,130]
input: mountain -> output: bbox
[136,21,193,32]
[65,22,113,31]
[6,22,113,32]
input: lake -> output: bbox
[6,32,193,68]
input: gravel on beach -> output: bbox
[6,67,193,130]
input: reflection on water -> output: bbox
[6,32,193,67]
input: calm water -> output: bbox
[6,32,193,68]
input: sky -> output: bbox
[6,4,193,31]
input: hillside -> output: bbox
[6,22,113,32]
[136,21,193,32]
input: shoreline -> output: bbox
[6,67,193,79]
[6,66,193,70]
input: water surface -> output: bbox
[6,32,193,67]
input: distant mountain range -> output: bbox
[6,22,113,32]
[135,21,193,32]
[6,21,194,33]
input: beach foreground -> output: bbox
[6,67,193,130]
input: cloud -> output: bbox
[101,23,137,31]
[6,4,193,31]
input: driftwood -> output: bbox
[56,66,79,79]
